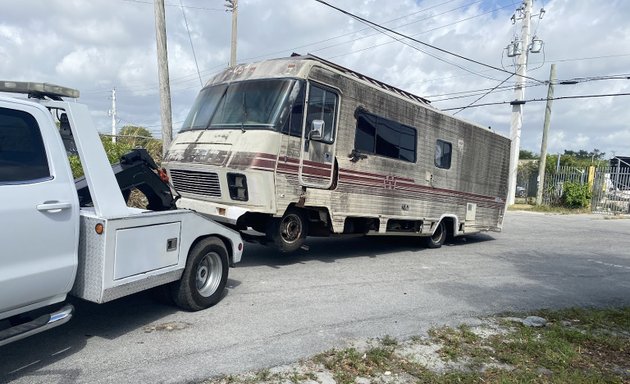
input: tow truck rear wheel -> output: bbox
[425,220,446,249]
[266,208,308,253]
[172,237,229,311]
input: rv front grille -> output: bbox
[170,169,222,198]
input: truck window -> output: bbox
[0,107,50,183]
[435,139,452,169]
[306,84,337,143]
[354,109,416,162]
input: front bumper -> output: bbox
[177,197,251,225]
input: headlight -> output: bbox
[227,173,248,201]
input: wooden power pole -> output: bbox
[536,64,557,205]
[226,0,238,68]
[154,0,173,155]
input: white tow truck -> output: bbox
[0,81,243,346]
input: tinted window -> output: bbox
[355,113,376,153]
[306,85,337,143]
[435,139,452,169]
[354,110,417,162]
[0,107,50,182]
[281,81,305,137]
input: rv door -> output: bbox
[299,83,338,189]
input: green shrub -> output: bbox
[68,136,162,178]
[561,182,592,208]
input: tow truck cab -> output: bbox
[0,81,243,346]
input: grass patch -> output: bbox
[204,307,630,384]
[314,343,398,384]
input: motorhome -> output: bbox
[163,55,511,252]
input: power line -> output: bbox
[120,0,223,11]
[313,0,545,84]
[441,92,630,111]
[326,3,516,81]
[178,0,203,87]
[311,0,487,56]
[323,1,513,59]
[240,0,482,63]
[426,80,539,98]
[320,3,511,82]
[331,15,502,82]
[452,74,515,115]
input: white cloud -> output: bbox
[1,0,629,157]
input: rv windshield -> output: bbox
[181,79,297,132]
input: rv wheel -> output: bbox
[172,237,229,311]
[425,221,446,249]
[267,208,308,253]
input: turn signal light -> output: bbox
[158,168,170,183]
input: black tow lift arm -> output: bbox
[75,148,179,211]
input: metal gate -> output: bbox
[591,164,630,214]
[541,166,589,206]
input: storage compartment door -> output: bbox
[114,222,180,280]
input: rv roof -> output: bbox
[296,54,431,105]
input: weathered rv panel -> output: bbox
[163,55,510,252]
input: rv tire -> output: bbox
[426,221,446,249]
[267,208,308,253]
[172,237,229,311]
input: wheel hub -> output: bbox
[195,252,222,297]
[281,214,302,243]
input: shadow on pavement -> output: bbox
[238,233,495,268]
[0,280,242,382]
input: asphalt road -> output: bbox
[1,211,629,384]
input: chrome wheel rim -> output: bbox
[195,251,222,297]
[431,223,444,244]
[280,213,302,244]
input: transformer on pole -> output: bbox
[505,0,546,205]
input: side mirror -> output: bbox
[309,119,324,140]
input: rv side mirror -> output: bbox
[309,120,324,141]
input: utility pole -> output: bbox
[154,0,173,155]
[536,64,556,205]
[556,152,561,172]
[226,0,238,67]
[507,0,532,205]
[110,88,117,143]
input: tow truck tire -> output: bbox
[425,220,446,249]
[172,237,229,311]
[266,208,308,253]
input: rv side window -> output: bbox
[0,107,51,183]
[354,110,416,163]
[435,140,452,169]
[281,81,305,138]
[306,84,337,143]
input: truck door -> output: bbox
[298,83,339,189]
[0,102,79,315]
